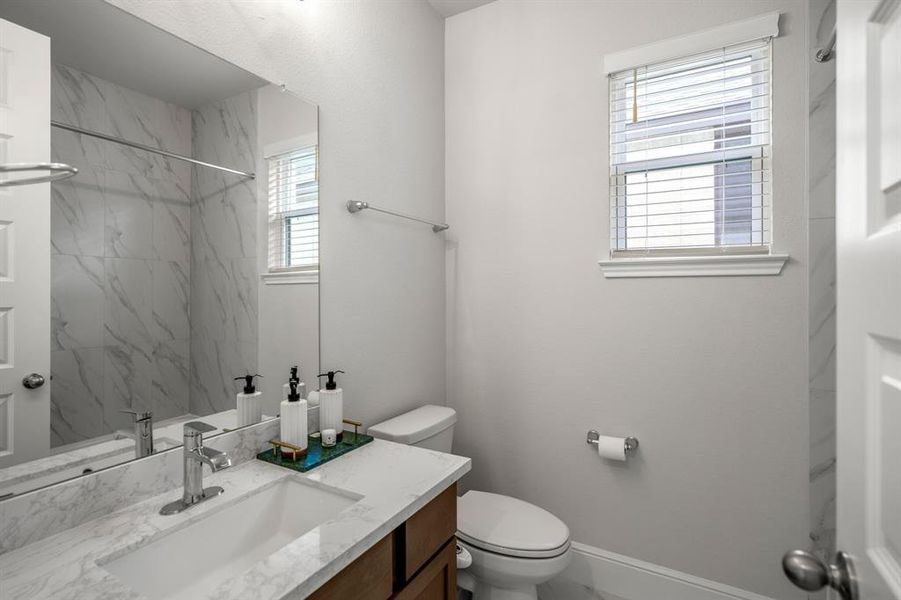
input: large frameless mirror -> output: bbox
[0,0,319,499]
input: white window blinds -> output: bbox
[609,38,772,256]
[268,145,319,272]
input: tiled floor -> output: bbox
[538,579,626,600]
[456,577,626,600]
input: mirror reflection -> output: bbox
[0,0,319,499]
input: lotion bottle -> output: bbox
[234,374,263,427]
[317,370,345,440]
[279,380,308,459]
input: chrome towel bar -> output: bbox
[346,200,449,233]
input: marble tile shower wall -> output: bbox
[808,0,837,562]
[189,92,259,415]
[50,64,192,447]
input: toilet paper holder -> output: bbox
[586,430,639,455]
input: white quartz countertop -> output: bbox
[0,440,471,600]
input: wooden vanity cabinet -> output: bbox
[308,484,457,600]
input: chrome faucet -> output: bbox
[160,421,232,515]
[121,409,154,458]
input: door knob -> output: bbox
[21,373,46,389]
[782,550,858,600]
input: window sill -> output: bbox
[261,270,319,285]
[598,253,789,278]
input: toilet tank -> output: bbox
[367,405,456,453]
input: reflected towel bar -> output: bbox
[0,162,78,187]
[346,200,449,233]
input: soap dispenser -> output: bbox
[279,380,308,458]
[235,374,263,427]
[318,370,345,440]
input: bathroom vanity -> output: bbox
[0,438,470,599]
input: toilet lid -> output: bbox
[456,491,571,558]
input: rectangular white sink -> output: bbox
[101,477,359,600]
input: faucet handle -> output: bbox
[183,421,217,437]
[120,409,153,421]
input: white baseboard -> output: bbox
[544,542,779,600]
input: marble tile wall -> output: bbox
[189,92,259,415]
[50,64,193,446]
[808,0,837,562]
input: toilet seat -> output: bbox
[456,491,571,559]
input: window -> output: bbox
[268,145,319,274]
[608,39,772,257]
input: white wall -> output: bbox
[445,2,809,598]
[107,0,447,427]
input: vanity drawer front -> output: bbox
[392,539,456,600]
[401,483,457,582]
[308,534,394,600]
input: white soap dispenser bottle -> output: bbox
[279,380,308,459]
[317,370,345,440]
[235,374,263,427]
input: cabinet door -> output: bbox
[402,484,457,581]
[393,539,456,600]
[308,535,394,600]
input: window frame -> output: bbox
[598,12,788,278]
[264,141,319,285]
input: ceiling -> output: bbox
[0,0,267,109]
[427,0,497,18]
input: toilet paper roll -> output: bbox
[595,435,627,461]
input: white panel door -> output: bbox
[0,18,51,469]
[836,0,901,598]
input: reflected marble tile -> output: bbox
[51,65,106,168]
[229,258,258,343]
[192,91,256,174]
[191,178,258,260]
[189,253,231,343]
[104,171,155,259]
[103,258,154,354]
[104,344,152,425]
[51,169,105,257]
[152,340,190,421]
[100,79,192,185]
[51,255,104,351]
[152,260,190,341]
[153,181,191,266]
[50,348,105,447]
[190,339,256,416]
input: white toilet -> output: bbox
[368,405,572,600]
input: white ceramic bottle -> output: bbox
[317,370,345,440]
[279,380,308,458]
[234,374,262,427]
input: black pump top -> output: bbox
[317,370,344,390]
[234,374,262,394]
[287,380,301,402]
[289,365,299,384]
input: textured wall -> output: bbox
[50,64,192,445]
[107,0,447,427]
[189,91,259,415]
[445,2,809,598]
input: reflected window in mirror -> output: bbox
[267,144,319,275]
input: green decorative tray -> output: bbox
[256,431,373,473]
